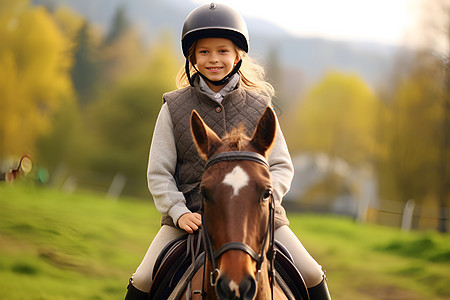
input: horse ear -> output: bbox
[190,110,221,159]
[250,106,277,156]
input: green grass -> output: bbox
[0,183,160,299]
[0,183,449,299]
[289,215,450,299]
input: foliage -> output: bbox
[104,5,129,46]
[0,183,449,300]
[36,99,87,173]
[70,21,101,104]
[377,53,444,205]
[100,27,147,88]
[51,5,85,40]
[82,39,179,196]
[290,72,382,165]
[19,3,181,196]
[379,0,449,232]
[0,0,73,158]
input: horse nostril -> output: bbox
[216,276,233,299]
[215,274,257,300]
[240,274,257,300]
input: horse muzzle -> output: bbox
[216,273,257,300]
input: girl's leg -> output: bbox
[274,225,331,299]
[125,225,186,296]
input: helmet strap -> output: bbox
[186,59,242,87]
[186,59,195,87]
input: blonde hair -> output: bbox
[176,42,275,98]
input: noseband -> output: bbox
[201,151,276,293]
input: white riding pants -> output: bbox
[130,225,324,292]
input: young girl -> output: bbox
[124,3,331,299]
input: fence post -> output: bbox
[401,199,415,231]
[356,173,376,223]
[62,175,77,193]
[107,173,126,200]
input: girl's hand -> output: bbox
[178,212,202,234]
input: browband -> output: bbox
[205,151,269,170]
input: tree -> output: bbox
[0,0,73,158]
[414,0,449,232]
[36,99,86,173]
[430,0,450,233]
[52,5,85,41]
[104,5,130,46]
[83,37,180,196]
[379,56,442,210]
[291,72,381,166]
[381,0,449,231]
[70,21,100,105]
[100,27,147,87]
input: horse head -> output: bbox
[191,107,277,300]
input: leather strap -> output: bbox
[205,151,269,170]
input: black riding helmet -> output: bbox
[181,2,249,86]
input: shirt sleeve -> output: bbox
[147,103,191,226]
[268,118,294,206]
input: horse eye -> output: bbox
[262,189,272,202]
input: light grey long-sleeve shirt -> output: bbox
[147,79,294,227]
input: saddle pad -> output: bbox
[150,236,309,300]
[150,233,202,299]
[274,247,310,300]
[152,234,188,279]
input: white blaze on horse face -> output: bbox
[229,280,240,298]
[222,166,249,196]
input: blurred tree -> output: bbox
[265,47,284,113]
[70,5,145,104]
[70,21,100,105]
[0,0,73,158]
[385,0,450,232]
[104,5,129,46]
[266,47,282,93]
[36,99,86,173]
[100,26,147,87]
[52,5,85,40]
[432,0,449,233]
[34,6,102,182]
[378,56,442,213]
[83,37,179,196]
[376,0,449,231]
[292,72,381,166]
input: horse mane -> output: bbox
[221,124,251,151]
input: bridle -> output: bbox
[200,151,276,299]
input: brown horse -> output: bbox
[185,106,289,300]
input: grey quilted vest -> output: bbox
[163,81,288,228]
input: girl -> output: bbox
[124,3,331,299]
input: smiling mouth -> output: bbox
[206,67,223,72]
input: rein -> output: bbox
[201,151,276,299]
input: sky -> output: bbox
[191,0,423,46]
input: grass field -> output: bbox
[0,183,449,299]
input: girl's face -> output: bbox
[194,38,240,92]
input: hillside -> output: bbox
[1,183,449,299]
[31,0,400,102]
